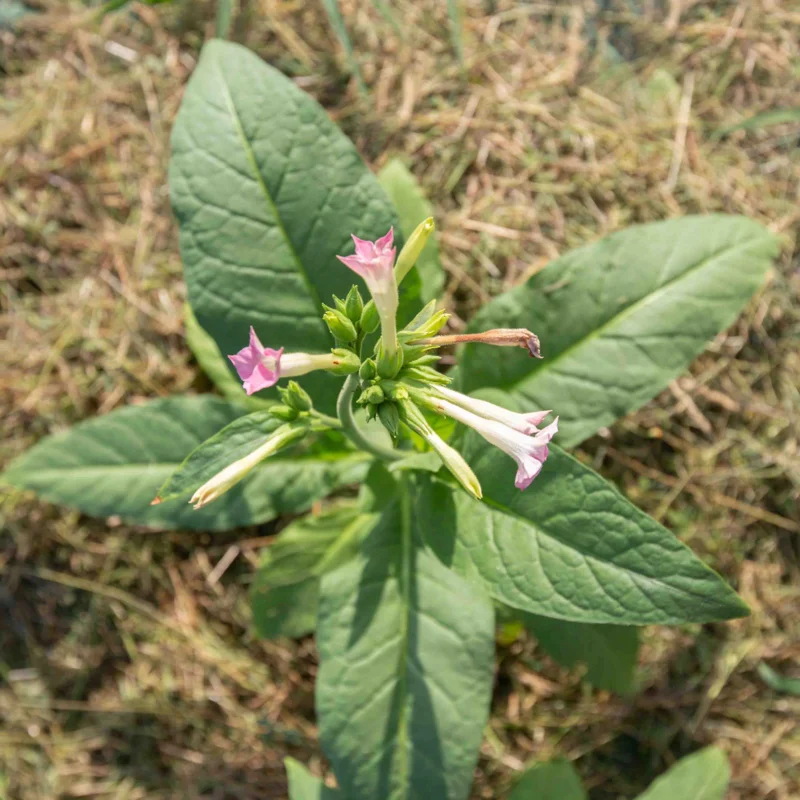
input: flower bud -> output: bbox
[376,340,404,379]
[382,381,409,402]
[394,217,435,284]
[326,348,361,376]
[366,403,379,421]
[344,285,364,323]
[400,308,450,341]
[189,424,307,509]
[324,309,358,343]
[378,402,401,441]
[400,364,451,386]
[269,404,299,422]
[357,384,385,406]
[332,295,349,315]
[359,358,377,381]
[281,380,312,412]
[360,300,380,333]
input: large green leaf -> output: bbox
[415,436,749,625]
[378,159,445,303]
[635,747,730,800]
[316,477,495,800]
[459,216,779,446]
[518,613,638,694]
[251,503,376,639]
[285,758,340,799]
[508,759,587,800]
[169,40,412,410]
[3,397,369,531]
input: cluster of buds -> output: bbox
[197,220,557,508]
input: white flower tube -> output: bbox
[190,425,304,509]
[431,396,558,490]
[430,385,551,435]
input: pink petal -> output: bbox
[351,235,377,260]
[374,227,394,251]
[243,362,279,395]
[248,325,264,352]
[514,457,544,490]
[523,410,551,428]
[337,254,368,279]
[532,417,559,445]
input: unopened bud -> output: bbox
[378,402,401,441]
[359,358,377,381]
[326,348,361,376]
[395,217,435,284]
[281,380,312,412]
[400,308,450,341]
[360,300,380,333]
[189,425,307,509]
[324,310,358,343]
[376,340,404,379]
[400,365,451,386]
[383,382,409,402]
[333,295,349,315]
[357,384,385,406]
[366,403,379,421]
[269,404,299,422]
[344,285,364,323]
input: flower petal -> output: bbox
[374,227,394,251]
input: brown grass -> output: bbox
[1,1,798,798]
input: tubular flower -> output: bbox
[431,396,558,490]
[430,385,551,435]
[190,425,306,509]
[336,229,399,357]
[229,327,341,395]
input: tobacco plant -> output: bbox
[4,40,780,799]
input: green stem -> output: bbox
[310,410,343,429]
[336,374,402,461]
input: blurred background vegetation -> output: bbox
[1,1,798,798]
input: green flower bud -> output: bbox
[344,285,364,323]
[376,340,404,379]
[326,348,361,376]
[269,404,299,422]
[400,365,451,386]
[395,217,435,285]
[323,309,358,343]
[333,295,349,315]
[366,403,379,421]
[281,380,312,412]
[359,358,377,381]
[378,402,401,442]
[357,384,385,406]
[360,300,380,333]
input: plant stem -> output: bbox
[310,410,343,429]
[336,374,401,461]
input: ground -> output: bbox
[1,1,798,798]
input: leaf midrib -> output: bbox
[497,236,766,393]
[213,54,325,317]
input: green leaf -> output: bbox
[715,108,800,138]
[518,612,638,694]
[509,759,587,800]
[317,477,495,800]
[378,159,445,303]
[3,397,368,532]
[635,747,730,800]
[757,662,800,696]
[415,437,749,625]
[251,503,376,639]
[447,0,464,66]
[285,757,340,799]
[459,216,779,446]
[170,40,408,412]
[321,0,367,96]
[155,410,284,502]
[184,304,271,409]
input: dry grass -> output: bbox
[1,1,798,798]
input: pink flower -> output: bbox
[229,327,283,395]
[336,228,396,285]
[337,229,400,358]
[229,327,340,395]
[431,396,558,491]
